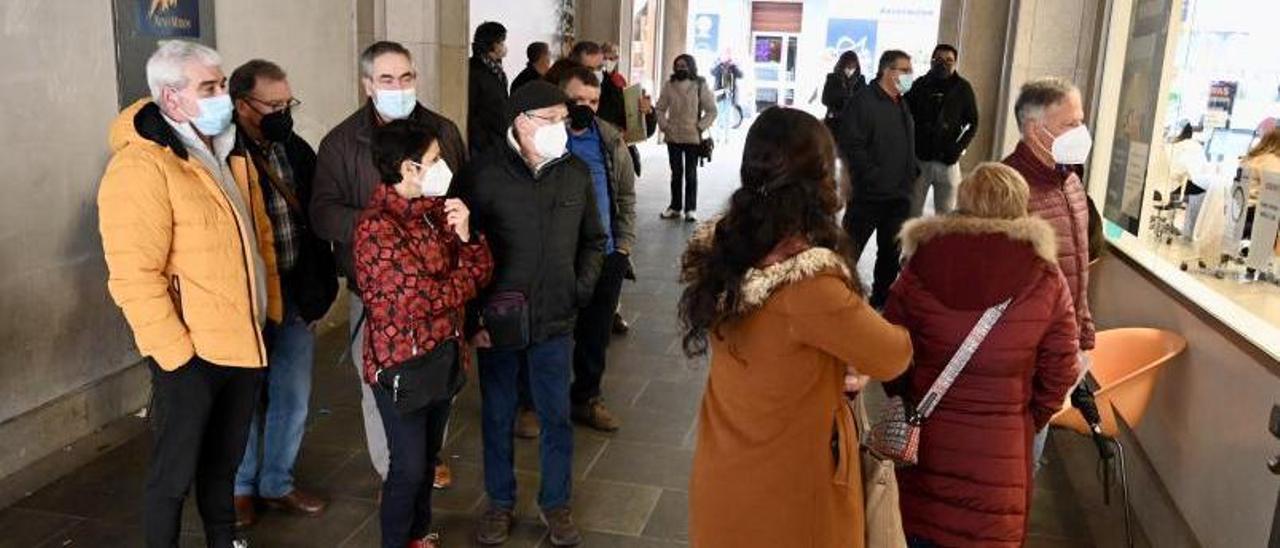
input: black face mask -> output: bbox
[674,69,690,80]
[260,109,294,142]
[569,103,595,131]
[930,61,949,78]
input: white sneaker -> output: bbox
[683,211,698,222]
[660,208,680,219]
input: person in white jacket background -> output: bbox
[1169,123,1209,239]
[655,53,717,222]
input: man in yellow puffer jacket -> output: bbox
[97,40,281,548]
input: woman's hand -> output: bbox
[844,365,870,396]
[444,198,471,242]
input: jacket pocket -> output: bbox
[169,274,186,323]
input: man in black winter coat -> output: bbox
[905,44,979,217]
[468,21,510,157]
[456,81,606,547]
[840,49,918,309]
[228,59,338,527]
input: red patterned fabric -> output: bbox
[354,184,493,384]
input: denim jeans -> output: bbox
[350,294,390,479]
[235,298,315,498]
[374,388,451,548]
[479,336,574,510]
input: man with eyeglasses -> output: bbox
[311,41,467,492]
[455,80,606,547]
[905,44,979,217]
[228,59,338,528]
[841,49,919,309]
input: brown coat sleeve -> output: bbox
[781,273,912,380]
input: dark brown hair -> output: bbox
[678,107,859,357]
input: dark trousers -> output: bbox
[844,198,912,308]
[144,358,263,548]
[373,388,451,548]
[667,143,700,212]
[479,336,574,510]
[571,252,629,404]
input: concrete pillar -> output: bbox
[358,0,469,130]
[937,0,1013,171]
[661,0,689,79]
[578,0,624,46]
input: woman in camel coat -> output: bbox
[679,107,913,548]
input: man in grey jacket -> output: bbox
[558,67,637,432]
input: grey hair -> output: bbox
[146,40,222,99]
[359,41,414,80]
[1014,77,1078,129]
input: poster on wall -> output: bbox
[1103,0,1175,235]
[693,13,719,57]
[111,0,217,109]
[825,19,877,70]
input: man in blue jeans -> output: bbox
[456,81,607,547]
[229,60,338,527]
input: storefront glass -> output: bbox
[685,0,939,121]
[1098,0,1280,356]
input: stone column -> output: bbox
[661,0,689,78]
[361,0,471,130]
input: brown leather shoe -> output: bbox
[476,506,515,545]
[514,408,541,439]
[261,488,327,516]
[541,506,583,546]
[234,495,256,529]
[433,462,453,490]
[571,398,621,432]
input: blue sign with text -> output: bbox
[826,18,877,65]
[137,0,200,38]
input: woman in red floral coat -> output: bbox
[355,120,493,548]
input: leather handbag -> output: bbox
[376,339,465,415]
[868,299,1011,465]
[853,395,907,548]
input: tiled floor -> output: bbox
[0,128,1097,547]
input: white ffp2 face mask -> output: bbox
[418,160,453,197]
[1050,124,1093,165]
[532,120,569,161]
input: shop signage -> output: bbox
[1249,171,1280,270]
[111,0,217,108]
[826,18,877,66]
[693,14,719,56]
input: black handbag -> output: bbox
[376,339,465,415]
[481,290,531,350]
[696,80,714,162]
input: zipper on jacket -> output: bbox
[1061,185,1086,303]
[208,157,268,365]
[170,274,185,322]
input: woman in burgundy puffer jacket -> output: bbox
[355,120,493,548]
[883,163,1082,548]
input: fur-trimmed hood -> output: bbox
[681,218,853,314]
[899,215,1058,264]
[895,214,1062,311]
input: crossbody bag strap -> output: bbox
[913,298,1012,422]
[249,147,305,215]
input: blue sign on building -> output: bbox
[826,18,877,65]
[137,0,201,38]
[693,13,719,56]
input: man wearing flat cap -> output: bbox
[454,80,606,547]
